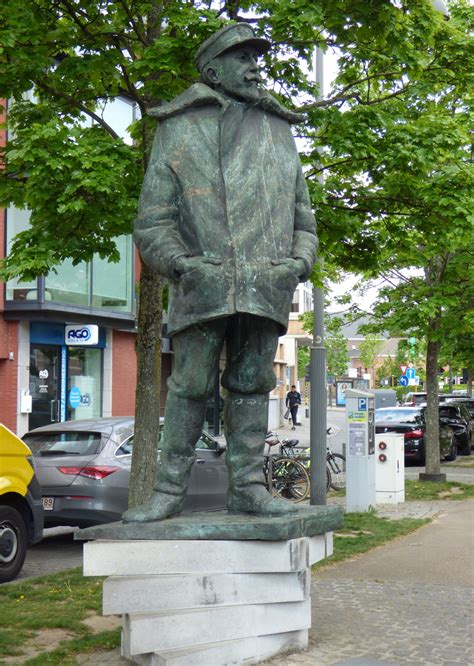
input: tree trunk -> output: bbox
[128,263,163,508]
[467,368,473,397]
[419,313,446,482]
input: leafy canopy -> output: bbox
[1,0,471,288]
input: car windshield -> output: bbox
[375,408,422,424]
[24,431,103,456]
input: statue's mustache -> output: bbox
[244,73,261,83]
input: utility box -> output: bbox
[345,389,376,512]
[375,433,405,504]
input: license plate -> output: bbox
[42,497,55,511]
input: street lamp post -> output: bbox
[309,45,327,506]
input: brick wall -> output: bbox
[112,330,137,415]
[111,329,173,417]
[0,120,20,429]
[0,321,19,430]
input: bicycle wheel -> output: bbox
[326,465,331,492]
[295,455,330,493]
[328,453,346,491]
[271,457,310,502]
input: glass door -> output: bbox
[29,344,61,430]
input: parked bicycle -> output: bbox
[263,434,310,502]
[265,428,346,493]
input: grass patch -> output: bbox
[405,479,474,501]
[314,511,430,569]
[443,456,474,468]
[22,629,121,665]
[329,479,474,501]
[0,568,120,663]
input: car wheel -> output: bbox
[445,437,457,462]
[458,436,471,457]
[0,506,28,583]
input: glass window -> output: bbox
[45,258,90,306]
[116,436,133,456]
[196,432,218,450]
[23,431,103,456]
[67,348,102,420]
[5,207,37,300]
[375,408,421,424]
[91,235,133,311]
[6,222,133,313]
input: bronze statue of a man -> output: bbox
[123,23,317,523]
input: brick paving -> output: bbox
[267,579,473,665]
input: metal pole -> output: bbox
[310,45,327,506]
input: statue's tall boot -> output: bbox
[122,395,205,522]
[226,392,300,515]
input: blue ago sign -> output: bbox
[65,325,99,346]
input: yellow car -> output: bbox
[0,424,44,583]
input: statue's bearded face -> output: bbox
[208,47,262,101]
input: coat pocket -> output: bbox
[169,260,230,326]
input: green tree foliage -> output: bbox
[316,1,473,477]
[1,0,472,492]
[358,334,384,372]
[300,312,350,376]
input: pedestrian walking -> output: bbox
[286,385,302,430]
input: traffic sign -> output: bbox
[400,365,407,374]
[406,367,416,380]
[399,376,408,387]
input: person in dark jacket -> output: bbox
[286,385,302,430]
[124,23,317,523]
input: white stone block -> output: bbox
[125,630,309,665]
[308,534,326,564]
[123,600,311,656]
[325,531,334,557]
[103,569,309,615]
[83,538,309,577]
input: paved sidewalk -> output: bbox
[267,499,474,666]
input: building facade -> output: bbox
[0,98,143,436]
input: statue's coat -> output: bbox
[134,83,317,336]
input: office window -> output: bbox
[92,235,133,311]
[45,259,90,306]
[5,207,37,300]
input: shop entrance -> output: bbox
[28,324,105,430]
[29,344,62,430]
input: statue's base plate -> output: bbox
[75,504,343,542]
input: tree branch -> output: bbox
[116,0,148,45]
[36,81,121,140]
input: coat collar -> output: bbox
[149,83,304,124]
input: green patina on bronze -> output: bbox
[79,505,343,541]
[124,23,317,525]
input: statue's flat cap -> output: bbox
[195,23,271,72]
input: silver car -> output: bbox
[22,417,228,527]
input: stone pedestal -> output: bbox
[77,507,343,665]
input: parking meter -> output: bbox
[345,389,376,512]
